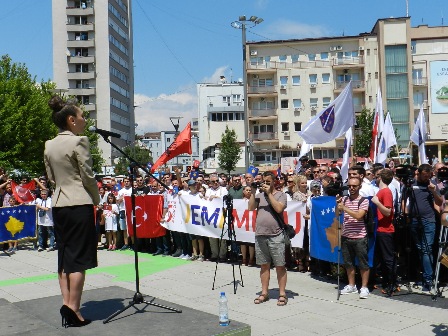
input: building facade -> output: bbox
[52,0,135,165]
[197,81,246,173]
[245,17,448,164]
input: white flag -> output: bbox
[376,87,385,134]
[373,87,385,163]
[410,105,428,164]
[340,127,352,182]
[295,141,313,172]
[376,113,397,165]
[298,82,355,144]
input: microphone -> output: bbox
[88,126,121,139]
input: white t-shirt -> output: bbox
[36,197,53,227]
[104,204,119,231]
[117,187,132,212]
[205,186,228,199]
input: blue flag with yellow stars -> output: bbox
[0,204,37,243]
[190,170,199,179]
[247,165,259,177]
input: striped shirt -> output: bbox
[342,195,369,239]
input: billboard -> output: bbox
[430,61,448,114]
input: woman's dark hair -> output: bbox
[48,95,79,129]
[107,193,117,204]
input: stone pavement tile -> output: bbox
[338,306,423,333]
[0,288,21,302]
[292,298,359,317]
[398,305,448,324]
[396,321,448,335]
[331,323,405,336]
[0,283,58,302]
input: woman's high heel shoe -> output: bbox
[60,305,91,328]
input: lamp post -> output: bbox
[231,16,263,170]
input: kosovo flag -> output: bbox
[0,204,37,244]
[248,165,259,177]
[310,196,376,267]
[190,170,199,179]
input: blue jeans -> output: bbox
[410,219,435,285]
[38,225,55,248]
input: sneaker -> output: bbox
[189,255,199,261]
[152,250,163,256]
[422,284,431,292]
[46,247,55,252]
[172,249,182,258]
[162,251,170,256]
[120,244,129,251]
[359,287,370,299]
[340,285,358,295]
[11,247,17,252]
[197,255,204,262]
[38,247,44,252]
[181,254,191,260]
[178,254,185,259]
[6,248,14,254]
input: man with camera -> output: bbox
[248,171,288,306]
[406,164,443,291]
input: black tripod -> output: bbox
[101,136,181,324]
[212,194,244,294]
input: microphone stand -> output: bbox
[100,134,182,324]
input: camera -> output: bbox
[325,180,343,196]
[395,165,416,186]
[251,182,262,189]
[437,167,448,196]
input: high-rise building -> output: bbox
[52,0,135,165]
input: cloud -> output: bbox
[201,66,229,84]
[262,20,330,39]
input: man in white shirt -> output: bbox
[349,166,376,197]
[36,189,55,251]
[117,177,132,250]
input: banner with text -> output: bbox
[162,194,306,248]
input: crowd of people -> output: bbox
[2,155,448,302]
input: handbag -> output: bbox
[264,193,296,239]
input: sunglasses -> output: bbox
[347,185,360,188]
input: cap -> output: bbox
[187,179,196,186]
[310,181,321,189]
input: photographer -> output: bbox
[406,164,443,291]
[249,171,288,306]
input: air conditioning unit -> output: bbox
[283,131,290,136]
[411,45,416,52]
[337,46,343,50]
[280,85,286,89]
[359,46,365,51]
[252,74,259,79]
[294,107,302,112]
[250,50,258,56]
[310,83,317,88]
[330,46,337,51]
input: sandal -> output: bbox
[277,294,288,306]
[254,293,269,304]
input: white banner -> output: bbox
[162,194,307,248]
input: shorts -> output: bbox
[255,233,286,267]
[341,236,369,270]
[119,217,127,231]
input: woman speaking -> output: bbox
[44,96,100,327]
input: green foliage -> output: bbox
[354,108,374,158]
[0,55,103,176]
[218,126,242,175]
[114,145,153,175]
[79,107,104,173]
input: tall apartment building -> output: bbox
[244,17,448,164]
[197,81,246,173]
[52,0,135,165]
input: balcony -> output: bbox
[207,105,243,113]
[83,103,96,112]
[66,7,94,16]
[252,132,278,141]
[247,60,331,71]
[67,71,96,80]
[66,23,95,32]
[332,56,364,67]
[249,109,277,119]
[334,80,364,91]
[414,100,428,109]
[412,77,428,86]
[68,88,96,96]
[247,86,276,95]
[68,56,95,64]
[67,39,95,48]
[354,104,365,113]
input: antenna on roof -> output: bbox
[406,0,409,17]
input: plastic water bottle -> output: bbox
[218,292,229,326]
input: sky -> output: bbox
[1,0,447,134]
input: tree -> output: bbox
[354,108,374,158]
[218,126,242,175]
[0,55,103,176]
[114,144,153,175]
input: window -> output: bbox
[232,94,242,103]
[367,49,370,56]
[281,100,289,108]
[223,96,230,104]
[294,123,302,132]
[252,99,275,109]
[308,53,316,61]
[322,73,330,84]
[75,64,89,72]
[74,48,88,57]
[250,56,263,65]
[291,54,299,63]
[293,99,302,108]
[320,52,329,60]
[253,124,274,133]
[369,96,373,103]
[292,76,301,86]
[310,98,318,108]
[375,72,379,79]
[281,123,289,132]
[309,74,317,84]
[279,55,287,62]
[323,97,331,107]
[280,76,288,85]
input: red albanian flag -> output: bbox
[124,195,166,238]
[11,180,36,204]
[151,122,192,173]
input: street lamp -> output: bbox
[231,15,263,170]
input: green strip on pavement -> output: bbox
[0,251,188,287]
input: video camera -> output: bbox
[437,167,448,196]
[395,165,417,186]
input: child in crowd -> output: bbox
[102,193,119,251]
[6,196,19,253]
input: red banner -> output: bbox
[124,195,166,238]
[10,180,36,204]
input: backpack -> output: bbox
[343,196,375,237]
